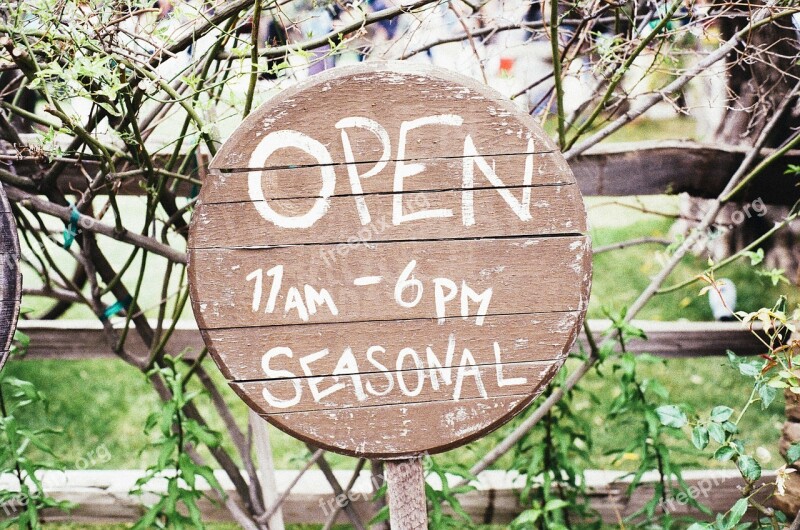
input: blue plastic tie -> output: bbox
[62,205,80,249]
[101,295,133,321]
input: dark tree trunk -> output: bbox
[709,7,800,512]
[678,3,800,281]
[714,6,800,147]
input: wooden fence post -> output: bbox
[249,410,285,530]
[385,458,427,530]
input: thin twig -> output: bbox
[593,237,672,254]
[257,448,325,524]
[309,445,368,530]
[563,2,800,160]
[321,458,367,530]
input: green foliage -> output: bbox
[687,497,750,530]
[371,457,477,529]
[131,355,225,530]
[655,296,800,529]
[787,443,800,464]
[9,330,30,360]
[507,350,599,530]
[601,313,704,525]
[784,164,800,176]
[0,375,73,529]
[656,405,687,428]
[424,457,477,529]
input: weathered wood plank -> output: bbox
[10,319,771,360]
[208,63,559,171]
[247,393,538,457]
[576,319,773,358]
[0,183,20,370]
[203,312,581,380]
[231,360,559,414]
[0,300,21,366]
[0,259,21,301]
[190,185,585,249]
[201,152,573,201]
[8,141,797,205]
[571,141,800,205]
[189,236,591,329]
[1,469,777,524]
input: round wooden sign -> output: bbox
[0,183,21,371]
[188,62,591,458]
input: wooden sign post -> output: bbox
[188,62,591,527]
[0,183,21,371]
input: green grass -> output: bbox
[588,219,800,321]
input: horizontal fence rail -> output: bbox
[14,318,770,361]
[12,139,800,205]
[0,469,775,524]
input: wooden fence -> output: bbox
[0,468,774,525]
[4,138,796,525]
[15,318,770,361]
[12,138,800,206]
[3,317,776,524]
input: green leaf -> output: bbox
[737,455,761,481]
[656,405,687,428]
[739,363,760,377]
[184,419,221,448]
[727,498,748,528]
[692,426,709,450]
[714,445,736,461]
[96,100,121,117]
[711,406,734,423]
[543,499,570,512]
[514,508,542,525]
[193,464,225,496]
[722,421,738,434]
[758,384,778,409]
[787,443,800,464]
[768,378,789,388]
[742,248,764,266]
[708,422,726,444]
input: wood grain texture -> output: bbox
[201,153,574,201]
[190,236,591,329]
[188,62,591,457]
[386,458,427,530]
[202,312,581,380]
[571,141,800,205]
[0,183,20,371]
[208,63,560,171]
[190,185,585,249]
[4,469,777,525]
[245,392,548,457]
[232,360,559,414]
[19,140,800,207]
[12,318,772,361]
